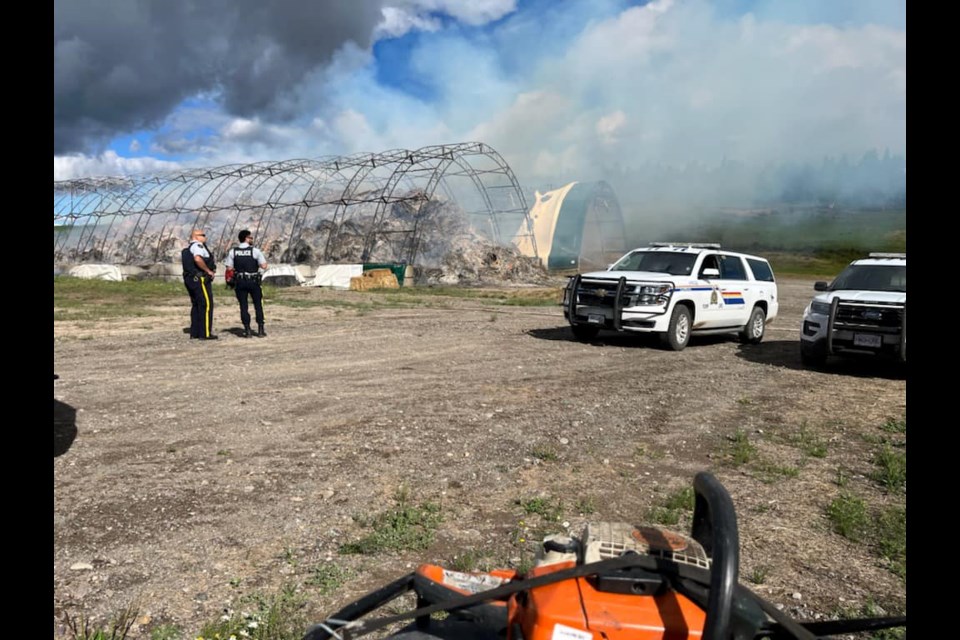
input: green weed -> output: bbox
[529,445,559,462]
[753,460,800,484]
[633,444,664,459]
[872,446,906,494]
[791,423,828,458]
[747,566,770,585]
[826,493,869,541]
[516,496,564,522]
[648,487,695,526]
[61,601,139,640]
[448,549,483,572]
[834,466,849,487]
[340,492,443,555]
[196,583,308,640]
[879,417,906,434]
[54,277,186,321]
[662,487,695,511]
[305,563,350,595]
[875,506,906,580]
[726,430,756,466]
[574,496,597,515]
[148,624,182,640]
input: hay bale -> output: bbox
[350,269,400,291]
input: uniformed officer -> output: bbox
[224,229,269,337]
[182,228,218,340]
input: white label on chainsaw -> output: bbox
[440,569,505,593]
[551,623,593,640]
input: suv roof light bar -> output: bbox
[649,242,721,249]
[867,252,906,259]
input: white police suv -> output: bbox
[799,253,906,366]
[562,243,779,351]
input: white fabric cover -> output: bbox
[307,264,363,289]
[261,264,306,284]
[68,264,124,281]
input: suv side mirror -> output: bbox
[814,281,829,291]
[701,268,720,278]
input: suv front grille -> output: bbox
[577,281,628,308]
[834,301,904,331]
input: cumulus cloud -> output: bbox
[54,0,386,154]
[54,151,180,182]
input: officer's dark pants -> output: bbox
[235,277,264,327]
[184,275,215,338]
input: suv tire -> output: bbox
[739,306,766,344]
[661,305,692,351]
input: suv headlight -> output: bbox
[630,283,671,306]
[809,300,831,315]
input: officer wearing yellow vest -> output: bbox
[224,229,269,337]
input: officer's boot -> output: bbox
[257,324,267,337]
[243,324,252,338]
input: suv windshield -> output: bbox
[831,265,906,292]
[610,251,697,276]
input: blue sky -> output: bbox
[54,0,905,190]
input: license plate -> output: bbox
[588,314,605,325]
[854,333,882,348]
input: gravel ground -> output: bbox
[53,277,906,638]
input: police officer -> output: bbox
[224,229,269,337]
[182,228,217,340]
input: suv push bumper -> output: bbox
[801,299,906,362]
[564,274,671,333]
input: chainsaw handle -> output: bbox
[691,472,739,640]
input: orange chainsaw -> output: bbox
[303,472,905,640]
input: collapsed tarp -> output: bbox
[68,264,123,281]
[307,264,363,289]
[513,180,627,272]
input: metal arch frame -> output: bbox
[136,169,215,262]
[277,159,357,262]
[361,142,535,265]
[53,142,537,268]
[322,150,406,262]
[147,167,234,262]
[54,183,105,260]
[360,148,441,262]
[197,160,303,258]
[254,159,352,260]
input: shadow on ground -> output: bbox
[527,326,733,351]
[735,339,906,380]
[54,399,77,457]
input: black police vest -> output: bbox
[182,242,216,277]
[232,246,259,273]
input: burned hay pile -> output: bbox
[56,193,553,286]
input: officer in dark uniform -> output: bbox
[224,229,269,337]
[182,228,218,340]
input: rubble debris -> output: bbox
[56,193,555,286]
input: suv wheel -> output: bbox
[661,305,691,351]
[571,324,600,342]
[739,306,766,344]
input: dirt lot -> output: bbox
[53,277,906,638]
